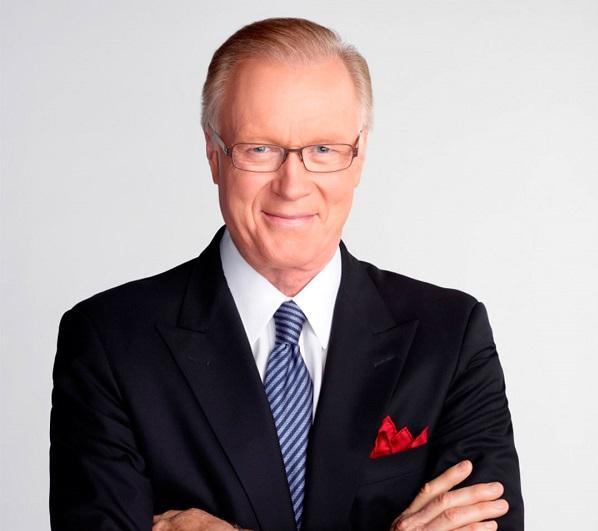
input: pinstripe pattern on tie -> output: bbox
[264,300,313,530]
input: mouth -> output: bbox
[262,211,317,227]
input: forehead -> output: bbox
[218,56,362,142]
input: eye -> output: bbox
[315,145,331,154]
[251,145,269,153]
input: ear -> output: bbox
[204,128,220,185]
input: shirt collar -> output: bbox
[219,228,341,350]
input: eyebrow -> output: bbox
[234,135,354,146]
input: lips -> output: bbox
[262,211,316,226]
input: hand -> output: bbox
[390,460,509,530]
[152,508,236,531]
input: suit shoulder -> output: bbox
[66,257,197,325]
[359,259,479,318]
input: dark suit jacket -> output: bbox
[50,227,523,530]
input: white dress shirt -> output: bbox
[219,228,342,418]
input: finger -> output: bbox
[427,499,509,531]
[171,508,203,524]
[171,508,225,527]
[455,522,498,531]
[153,510,183,523]
[411,481,504,524]
[402,460,473,516]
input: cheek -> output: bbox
[219,175,270,225]
[319,178,356,221]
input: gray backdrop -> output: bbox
[2,1,597,529]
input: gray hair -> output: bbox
[201,17,373,131]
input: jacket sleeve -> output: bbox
[427,301,524,530]
[50,307,154,530]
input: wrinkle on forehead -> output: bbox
[217,56,362,146]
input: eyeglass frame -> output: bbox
[208,124,362,173]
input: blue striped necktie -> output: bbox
[263,300,313,530]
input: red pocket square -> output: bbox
[369,415,429,459]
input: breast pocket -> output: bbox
[359,444,430,485]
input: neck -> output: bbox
[259,266,322,297]
[235,244,337,297]
[224,229,339,297]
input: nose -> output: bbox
[271,151,312,200]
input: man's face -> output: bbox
[206,56,367,275]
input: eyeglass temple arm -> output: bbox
[208,124,230,156]
[353,130,363,156]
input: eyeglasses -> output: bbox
[208,124,361,173]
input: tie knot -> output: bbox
[273,300,306,346]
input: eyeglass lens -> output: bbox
[231,143,355,172]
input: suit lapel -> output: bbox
[157,229,296,531]
[302,244,419,530]
[156,230,419,530]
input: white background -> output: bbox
[2,1,597,529]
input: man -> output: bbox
[50,18,523,531]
